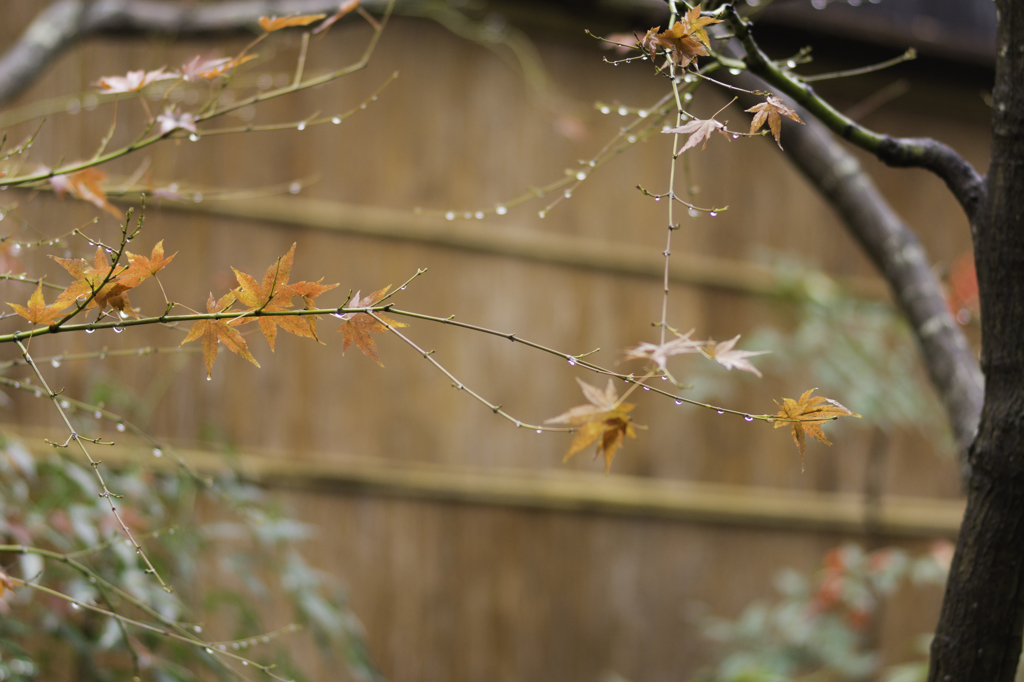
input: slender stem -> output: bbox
[15,338,173,592]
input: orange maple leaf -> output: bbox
[546,378,639,472]
[231,244,338,350]
[640,6,721,68]
[336,285,407,366]
[180,292,260,378]
[49,168,123,220]
[7,282,75,326]
[746,95,804,148]
[50,247,139,318]
[258,14,327,32]
[119,239,177,289]
[774,389,862,468]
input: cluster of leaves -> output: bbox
[697,543,952,682]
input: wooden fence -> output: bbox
[0,4,988,680]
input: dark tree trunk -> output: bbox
[928,0,1024,679]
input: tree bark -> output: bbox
[723,69,983,467]
[928,0,1024,679]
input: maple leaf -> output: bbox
[746,95,804,148]
[50,246,138,317]
[704,335,769,377]
[664,117,729,152]
[156,107,197,135]
[336,285,407,366]
[179,54,258,81]
[546,378,639,472]
[180,292,260,378]
[314,0,360,34]
[231,244,339,350]
[625,331,703,375]
[49,168,123,220]
[774,389,862,468]
[653,21,708,68]
[289,278,340,342]
[683,4,723,49]
[258,14,327,32]
[119,240,177,289]
[7,283,75,326]
[95,67,178,94]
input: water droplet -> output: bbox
[575,171,587,181]
[563,189,572,199]
[709,211,718,217]
[627,135,636,143]
[152,448,163,457]
[717,410,724,415]
[193,193,203,203]
[514,420,521,427]
[684,93,693,102]
[728,68,741,76]
[71,602,80,610]
[50,358,61,368]
[86,328,95,334]
[683,74,696,83]
[536,429,542,434]
[296,122,306,131]
[495,205,507,215]
[744,415,754,422]
[475,211,485,219]
[94,411,102,419]
[588,160,596,167]
[599,105,610,114]
[116,423,126,432]
[218,645,226,652]
[331,116,341,124]
[617,106,628,116]
[194,625,203,633]
[34,391,41,398]
[113,326,123,333]
[675,400,682,405]
[654,196,661,202]
[786,60,796,69]
[189,133,200,142]
[643,386,650,391]
[567,356,576,366]
[731,134,739,140]
[464,212,473,219]
[205,647,214,654]
[445,211,455,220]
[538,210,547,219]
[289,182,301,194]
[688,208,699,217]
[206,375,212,381]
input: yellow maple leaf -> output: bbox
[774,388,861,469]
[546,378,639,472]
[7,283,75,326]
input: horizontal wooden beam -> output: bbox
[159,196,890,301]
[15,428,960,538]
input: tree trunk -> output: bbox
[928,1,1024,679]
